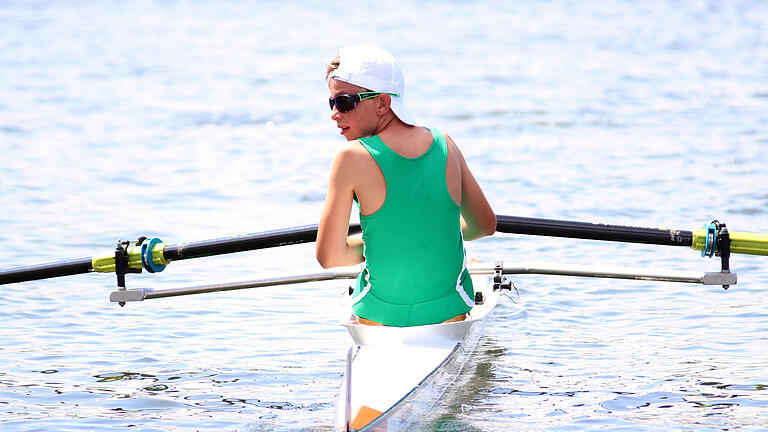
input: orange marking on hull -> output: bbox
[350,405,385,430]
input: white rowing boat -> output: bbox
[335,263,511,431]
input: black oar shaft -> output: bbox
[0,223,363,285]
[163,223,361,261]
[0,257,94,285]
[496,215,693,247]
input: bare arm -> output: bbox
[316,146,365,268]
[446,134,496,240]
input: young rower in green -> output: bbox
[316,45,496,328]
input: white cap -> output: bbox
[329,45,415,125]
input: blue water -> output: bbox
[1,1,767,430]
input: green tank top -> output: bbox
[351,127,474,327]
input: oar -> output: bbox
[495,215,768,256]
[0,223,362,285]
[2,214,767,286]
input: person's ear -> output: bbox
[376,94,391,115]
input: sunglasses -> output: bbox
[329,91,400,113]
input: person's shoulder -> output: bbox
[438,129,453,142]
[438,130,468,164]
[431,128,456,149]
[332,140,372,166]
[338,139,370,156]
[422,126,453,143]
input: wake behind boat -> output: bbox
[336,264,512,431]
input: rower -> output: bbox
[316,45,496,328]
[315,44,496,429]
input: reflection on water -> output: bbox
[425,337,510,431]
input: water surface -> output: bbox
[1,1,767,431]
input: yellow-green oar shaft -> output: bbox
[692,229,768,256]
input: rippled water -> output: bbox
[1,1,767,431]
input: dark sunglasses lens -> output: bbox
[330,95,358,113]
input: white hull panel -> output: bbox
[335,274,501,431]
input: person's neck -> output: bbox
[373,114,408,137]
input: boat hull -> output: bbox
[335,274,501,431]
